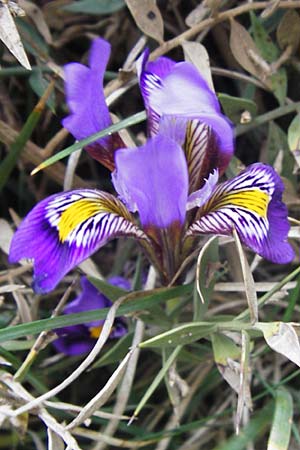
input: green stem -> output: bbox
[236,101,300,136]
[237,265,300,321]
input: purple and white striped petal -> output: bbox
[9,190,147,293]
[62,38,123,171]
[136,50,234,172]
[186,164,294,264]
[160,115,226,193]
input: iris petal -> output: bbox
[160,115,226,193]
[62,38,123,170]
[187,164,294,264]
[137,50,234,172]
[113,135,189,229]
[9,190,147,293]
[53,276,128,355]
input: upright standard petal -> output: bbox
[62,38,123,170]
[9,190,147,293]
[53,276,128,356]
[113,135,189,230]
[160,115,226,193]
[137,50,234,173]
[187,164,294,264]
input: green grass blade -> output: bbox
[213,401,273,450]
[131,345,182,420]
[31,110,147,174]
[0,283,192,343]
[0,80,55,191]
[267,388,293,450]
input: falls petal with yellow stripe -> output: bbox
[9,189,148,293]
[186,163,294,264]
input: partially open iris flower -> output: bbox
[53,276,128,356]
[9,38,294,294]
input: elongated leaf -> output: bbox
[212,332,241,395]
[31,110,146,175]
[257,322,300,367]
[125,0,164,43]
[250,12,287,104]
[182,40,214,92]
[140,322,216,348]
[267,388,293,450]
[132,346,182,420]
[213,401,273,450]
[0,283,192,343]
[277,10,300,52]
[0,2,31,70]
[0,80,55,191]
[63,0,125,14]
[91,332,134,368]
[88,276,130,301]
[230,18,269,82]
[219,93,257,125]
[233,228,258,324]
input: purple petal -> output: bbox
[159,115,227,192]
[187,169,219,210]
[112,135,189,229]
[187,164,294,264]
[9,190,147,293]
[62,38,123,170]
[53,275,128,355]
[53,325,95,356]
[137,52,234,171]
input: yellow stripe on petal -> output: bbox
[89,325,103,339]
[206,189,270,218]
[58,199,102,243]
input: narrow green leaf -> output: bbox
[29,69,55,112]
[63,0,125,14]
[0,81,54,191]
[267,388,293,450]
[140,322,217,348]
[0,283,192,343]
[250,12,279,62]
[283,275,300,322]
[91,332,134,368]
[32,110,146,174]
[132,345,182,419]
[250,11,287,104]
[88,276,130,301]
[213,401,273,450]
[266,121,297,187]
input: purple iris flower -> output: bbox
[53,276,128,356]
[8,39,294,293]
[62,38,124,171]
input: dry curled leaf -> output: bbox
[185,2,209,27]
[277,10,300,53]
[19,0,52,44]
[257,322,300,367]
[182,40,214,92]
[125,0,164,43]
[0,218,14,254]
[0,0,31,69]
[229,18,270,84]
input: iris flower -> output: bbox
[53,276,128,356]
[9,39,294,294]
